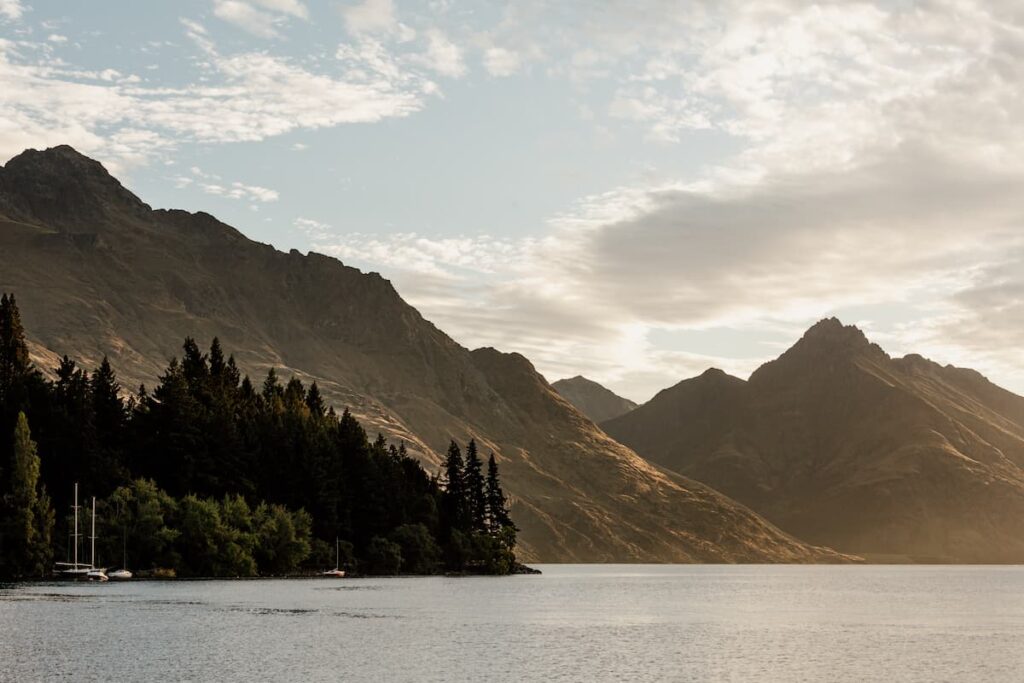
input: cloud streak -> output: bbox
[316,0,1024,400]
[0,20,433,170]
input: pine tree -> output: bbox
[208,338,226,379]
[485,453,512,534]
[305,382,325,418]
[91,357,126,444]
[87,356,127,494]
[262,368,282,403]
[181,338,209,393]
[442,440,466,531]
[2,412,53,577]
[464,439,487,532]
[0,293,31,408]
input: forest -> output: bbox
[0,293,518,579]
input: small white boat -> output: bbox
[54,563,91,579]
[87,568,109,582]
[108,506,132,580]
[322,538,346,578]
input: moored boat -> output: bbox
[54,485,110,582]
[321,538,346,578]
[86,568,109,582]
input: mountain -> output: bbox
[551,375,637,423]
[603,318,1024,563]
[0,145,844,563]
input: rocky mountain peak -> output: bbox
[552,375,638,423]
[800,317,871,348]
[0,145,149,228]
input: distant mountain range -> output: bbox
[0,145,841,563]
[551,375,637,423]
[603,319,1024,562]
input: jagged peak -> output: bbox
[553,375,601,388]
[5,144,116,181]
[801,317,870,345]
[747,318,887,385]
[1,144,149,224]
[782,317,885,360]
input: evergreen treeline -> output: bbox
[0,293,517,579]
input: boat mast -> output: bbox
[72,483,81,569]
[90,496,97,569]
[122,506,127,570]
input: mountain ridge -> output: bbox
[0,145,845,564]
[551,375,638,423]
[603,319,1024,562]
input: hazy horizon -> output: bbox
[2,0,1022,402]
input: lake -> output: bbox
[2,565,1024,681]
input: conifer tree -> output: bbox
[91,357,125,441]
[485,453,512,534]
[262,368,282,403]
[88,356,127,493]
[3,412,53,577]
[0,293,31,407]
[442,440,466,531]
[208,337,226,379]
[464,439,487,532]
[181,338,209,393]
[305,382,325,418]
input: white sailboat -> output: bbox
[322,538,346,577]
[108,499,133,580]
[86,496,108,582]
[54,483,91,579]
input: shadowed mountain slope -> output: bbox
[603,319,1024,562]
[551,375,637,423]
[0,145,845,563]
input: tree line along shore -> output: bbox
[0,293,529,579]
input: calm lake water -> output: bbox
[3,565,1024,681]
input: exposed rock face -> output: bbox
[0,146,845,563]
[551,375,638,423]
[603,318,1024,562]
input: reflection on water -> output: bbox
[3,565,1024,681]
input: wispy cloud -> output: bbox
[211,0,308,38]
[0,20,434,169]
[341,0,398,36]
[0,0,24,21]
[311,0,1024,400]
[173,166,279,203]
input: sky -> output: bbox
[1,0,1023,402]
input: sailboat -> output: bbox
[108,501,132,580]
[86,496,108,582]
[54,483,91,579]
[322,538,346,577]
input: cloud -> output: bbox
[213,1,283,38]
[312,1,1024,400]
[342,0,396,35]
[482,47,519,77]
[412,29,466,78]
[0,22,434,169]
[248,0,308,19]
[212,0,308,38]
[0,0,24,21]
[293,217,332,239]
[172,166,279,202]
